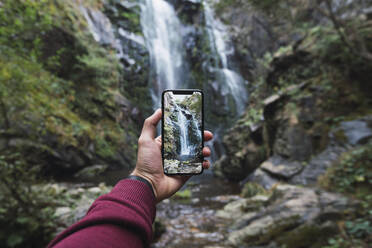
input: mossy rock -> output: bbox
[276,222,338,248]
[0,0,140,176]
[241,182,267,198]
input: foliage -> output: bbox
[241,182,267,198]
[320,143,372,195]
[319,143,372,247]
[0,48,89,145]
[0,153,65,247]
[0,0,139,173]
[0,1,143,245]
[173,189,192,200]
[0,0,54,58]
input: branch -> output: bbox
[317,0,372,61]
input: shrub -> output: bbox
[320,142,372,247]
[0,153,65,247]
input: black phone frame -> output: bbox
[161,89,204,176]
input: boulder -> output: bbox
[273,124,313,161]
[54,183,112,234]
[74,164,109,180]
[260,156,304,179]
[290,117,372,185]
[213,125,266,181]
[290,145,346,185]
[219,184,353,248]
[246,168,278,190]
[340,117,372,146]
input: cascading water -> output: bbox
[176,107,190,155]
[139,0,248,162]
[140,0,186,104]
[204,1,248,115]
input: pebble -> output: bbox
[88,187,101,194]
[55,207,72,217]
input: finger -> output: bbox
[204,131,213,141]
[155,136,162,147]
[202,160,210,169]
[202,147,211,157]
[140,109,162,140]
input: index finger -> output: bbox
[204,130,213,141]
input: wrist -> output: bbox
[130,170,157,199]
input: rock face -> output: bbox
[213,124,267,181]
[260,156,304,179]
[0,1,145,179]
[54,183,112,234]
[103,0,152,116]
[214,41,372,184]
[217,184,354,248]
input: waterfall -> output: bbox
[204,1,248,115]
[176,106,190,155]
[140,0,186,104]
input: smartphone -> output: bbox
[162,89,204,175]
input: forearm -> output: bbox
[48,179,156,248]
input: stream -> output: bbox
[153,172,241,248]
[68,169,241,247]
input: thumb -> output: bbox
[140,109,162,140]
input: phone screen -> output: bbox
[162,90,203,175]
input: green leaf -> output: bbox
[16,216,30,224]
[7,234,23,247]
[354,175,365,182]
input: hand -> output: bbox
[131,109,213,203]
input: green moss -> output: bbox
[173,189,192,200]
[244,215,301,245]
[319,143,372,247]
[241,182,267,198]
[333,129,347,144]
[0,153,66,247]
[0,0,139,172]
[277,224,338,248]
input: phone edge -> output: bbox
[161,89,204,176]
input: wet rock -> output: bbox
[87,187,102,194]
[245,168,278,190]
[216,198,247,219]
[79,6,117,46]
[253,117,371,186]
[216,195,269,220]
[55,207,72,218]
[118,27,145,47]
[273,124,313,161]
[209,195,241,204]
[54,183,112,233]
[290,144,346,185]
[214,125,266,181]
[74,164,108,180]
[220,184,352,247]
[260,156,304,179]
[340,117,372,145]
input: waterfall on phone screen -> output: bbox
[176,105,190,156]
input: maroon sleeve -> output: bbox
[47,179,156,248]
